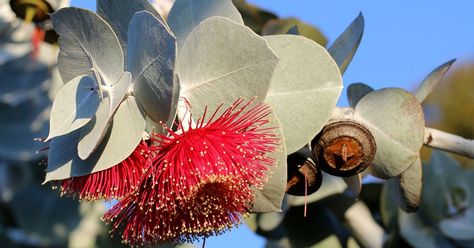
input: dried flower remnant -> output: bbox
[58,141,154,201]
[103,99,280,246]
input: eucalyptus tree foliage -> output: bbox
[45,1,175,180]
[382,151,474,248]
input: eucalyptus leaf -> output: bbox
[439,207,474,240]
[128,11,177,123]
[97,0,166,62]
[286,25,299,35]
[327,13,364,75]
[0,52,49,106]
[45,96,145,182]
[77,72,131,159]
[251,112,287,213]
[52,7,123,85]
[46,75,99,140]
[354,88,425,178]
[262,18,327,46]
[343,174,362,197]
[177,17,278,118]
[346,82,374,108]
[231,0,277,34]
[395,156,422,212]
[265,34,342,154]
[10,185,81,246]
[399,210,454,248]
[421,151,466,222]
[414,59,455,103]
[168,0,244,49]
[0,95,50,162]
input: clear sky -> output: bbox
[70,1,474,247]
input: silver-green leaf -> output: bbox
[414,59,456,103]
[77,72,131,159]
[46,75,99,140]
[354,88,425,178]
[97,0,166,61]
[395,156,422,212]
[327,13,364,75]
[52,7,123,85]
[265,34,342,154]
[168,0,243,49]
[45,96,145,182]
[177,17,278,118]
[347,82,374,108]
[128,11,177,123]
[251,112,287,213]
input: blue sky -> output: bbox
[70,1,474,247]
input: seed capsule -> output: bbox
[311,120,376,177]
[286,146,322,196]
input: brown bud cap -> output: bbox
[286,159,322,196]
[312,120,376,177]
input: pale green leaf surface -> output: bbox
[354,88,425,178]
[265,35,342,154]
[439,207,474,240]
[395,156,422,212]
[45,96,145,182]
[0,96,50,162]
[46,75,99,140]
[421,151,464,222]
[128,11,178,123]
[399,210,453,248]
[262,18,327,46]
[327,13,364,74]
[97,0,166,60]
[414,59,455,103]
[251,112,287,213]
[77,72,131,159]
[52,8,123,85]
[177,17,278,118]
[347,82,373,108]
[168,0,243,49]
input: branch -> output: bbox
[344,201,386,248]
[424,127,474,159]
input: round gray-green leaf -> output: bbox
[168,0,243,49]
[265,34,342,154]
[97,0,166,61]
[347,82,373,108]
[177,17,278,118]
[52,7,123,85]
[395,156,422,212]
[251,112,287,213]
[45,96,145,182]
[46,75,99,140]
[128,11,177,123]
[77,72,131,159]
[439,207,474,240]
[399,210,453,248]
[354,88,425,178]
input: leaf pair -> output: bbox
[45,1,176,182]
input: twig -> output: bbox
[424,127,474,159]
[344,201,385,248]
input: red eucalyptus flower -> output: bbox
[103,99,280,246]
[58,141,154,200]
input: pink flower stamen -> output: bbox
[103,99,280,246]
